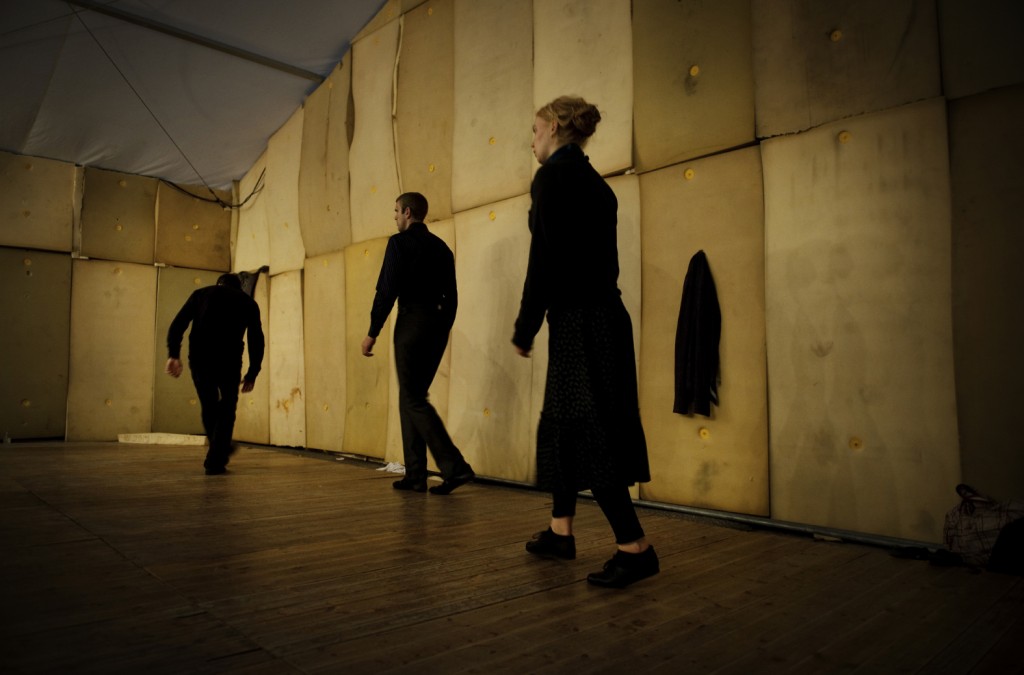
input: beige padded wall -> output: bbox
[752,0,941,139]
[632,0,754,174]
[155,183,232,272]
[396,0,455,220]
[449,195,534,482]
[152,267,221,434]
[452,0,534,213]
[949,85,1024,501]
[534,0,633,176]
[299,59,353,258]
[0,248,71,439]
[265,109,306,274]
[80,167,156,264]
[268,270,306,447]
[939,0,1024,100]
[349,21,402,244]
[233,277,270,445]
[638,148,768,515]
[764,99,959,543]
[353,0,402,41]
[383,219,456,469]
[304,251,347,453]
[67,259,157,440]
[0,151,76,252]
[344,237,391,458]
[234,152,270,273]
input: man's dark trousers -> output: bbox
[393,304,469,483]
[190,356,242,470]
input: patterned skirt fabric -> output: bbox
[536,298,650,492]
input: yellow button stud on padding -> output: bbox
[689,64,700,77]
[698,427,710,440]
[849,436,863,451]
[830,29,843,42]
[684,168,695,181]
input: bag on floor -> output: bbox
[943,483,1024,568]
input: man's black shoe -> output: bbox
[393,478,427,492]
[428,470,474,495]
[205,466,228,476]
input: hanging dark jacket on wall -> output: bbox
[673,250,720,417]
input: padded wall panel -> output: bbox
[349,21,402,244]
[269,270,306,448]
[764,99,959,543]
[265,109,306,274]
[304,251,347,453]
[67,259,156,440]
[80,167,155,264]
[0,151,76,252]
[344,238,392,458]
[233,278,270,445]
[396,0,455,220]
[534,0,633,176]
[449,195,534,482]
[233,153,270,273]
[949,85,1024,501]
[299,59,353,258]
[633,0,754,174]
[0,248,70,439]
[638,148,768,515]
[752,0,941,139]
[939,0,1024,100]
[353,0,401,41]
[452,0,533,212]
[155,182,231,272]
[383,219,456,469]
[152,267,220,434]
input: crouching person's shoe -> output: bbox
[587,546,659,588]
[525,527,576,560]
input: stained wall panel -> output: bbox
[939,0,1024,100]
[633,0,754,173]
[752,0,941,139]
[383,219,456,469]
[153,267,221,434]
[452,0,534,213]
[80,167,156,264]
[304,251,347,453]
[265,108,306,274]
[349,21,402,244]
[344,237,392,458]
[233,152,270,274]
[638,148,768,515]
[0,151,76,252]
[949,85,1024,501]
[269,270,306,448]
[449,195,534,482]
[0,248,70,439]
[155,182,231,272]
[396,0,455,220]
[764,99,959,543]
[67,259,157,441]
[233,278,270,445]
[299,59,353,258]
[534,0,633,176]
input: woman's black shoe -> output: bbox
[587,546,659,588]
[525,528,576,560]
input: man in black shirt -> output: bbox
[166,273,264,475]
[361,192,474,495]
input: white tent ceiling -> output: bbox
[1,0,385,192]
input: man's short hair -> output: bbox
[396,192,429,221]
[217,273,242,289]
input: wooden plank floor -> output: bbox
[1,442,1021,674]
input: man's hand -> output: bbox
[165,358,183,377]
[241,378,255,393]
[361,336,376,357]
[514,345,531,358]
